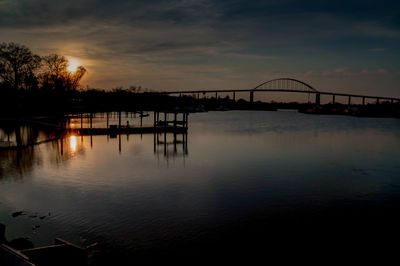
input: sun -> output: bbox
[67,58,81,73]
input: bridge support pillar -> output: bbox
[250,91,254,103]
[215,92,218,99]
[332,95,335,104]
[315,93,320,105]
[233,92,236,101]
[362,97,365,105]
[348,96,351,106]
[376,98,380,104]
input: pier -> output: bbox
[0,111,189,150]
[67,110,189,136]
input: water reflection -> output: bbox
[0,123,188,180]
[154,132,188,159]
[0,124,58,148]
[1,112,399,265]
[70,136,78,153]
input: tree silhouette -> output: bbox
[39,54,86,92]
[0,42,41,91]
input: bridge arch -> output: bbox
[252,78,318,93]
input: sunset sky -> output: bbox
[1,0,399,97]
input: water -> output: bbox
[1,111,400,264]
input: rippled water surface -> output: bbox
[1,111,400,264]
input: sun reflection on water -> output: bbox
[69,135,77,153]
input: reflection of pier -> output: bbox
[154,132,188,159]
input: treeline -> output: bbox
[0,42,86,93]
[0,43,190,116]
[0,42,89,115]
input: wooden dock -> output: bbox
[67,110,189,136]
[0,111,190,150]
[69,125,187,136]
[0,238,87,266]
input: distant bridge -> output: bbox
[161,78,400,105]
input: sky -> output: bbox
[1,0,399,98]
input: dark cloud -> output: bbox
[0,0,399,94]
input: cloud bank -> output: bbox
[1,0,399,96]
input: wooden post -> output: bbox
[215,92,218,99]
[250,91,254,103]
[140,111,143,127]
[90,113,93,129]
[376,98,380,104]
[174,112,177,128]
[153,133,156,153]
[184,133,188,154]
[164,112,167,129]
[118,133,121,153]
[348,96,351,106]
[60,137,63,155]
[362,97,365,105]
[153,111,156,127]
[106,112,109,128]
[118,111,121,128]
[233,92,236,101]
[81,113,83,128]
[332,95,335,104]
[163,132,167,156]
[173,133,177,153]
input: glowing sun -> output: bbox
[67,58,81,72]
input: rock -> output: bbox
[9,238,34,250]
[0,223,6,243]
[12,211,25,217]
[0,224,35,250]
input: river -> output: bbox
[1,111,400,264]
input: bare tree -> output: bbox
[0,42,41,91]
[69,66,87,90]
[39,54,86,92]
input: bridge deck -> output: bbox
[161,89,400,101]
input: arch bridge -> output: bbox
[162,78,400,105]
